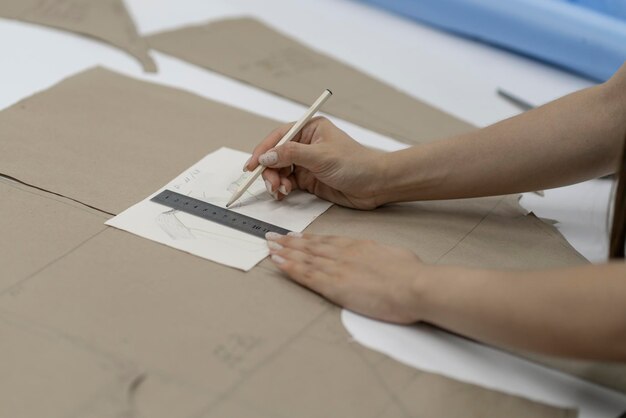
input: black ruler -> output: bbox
[150,189,290,239]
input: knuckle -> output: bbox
[341,247,359,258]
[303,253,316,266]
[281,237,296,247]
[316,116,330,126]
[361,239,377,247]
[286,244,301,254]
[282,142,297,161]
[301,241,314,253]
[290,143,301,160]
[273,125,288,138]
[347,240,363,249]
[320,235,333,245]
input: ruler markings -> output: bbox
[150,189,290,239]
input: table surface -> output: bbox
[1,1,622,416]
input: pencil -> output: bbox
[226,89,333,207]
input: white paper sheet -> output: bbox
[105,147,333,271]
[342,311,626,418]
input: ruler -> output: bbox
[150,189,290,239]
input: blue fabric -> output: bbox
[359,0,626,81]
[566,0,626,20]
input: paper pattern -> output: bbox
[148,17,473,145]
[0,0,156,72]
[106,147,332,271]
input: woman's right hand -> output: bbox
[244,117,387,210]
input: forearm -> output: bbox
[418,263,626,360]
[376,67,626,203]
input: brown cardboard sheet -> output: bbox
[0,68,279,215]
[0,311,138,418]
[0,177,108,292]
[147,17,472,145]
[0,67,598,416]
[0,217,576,418]
[0,308,213,418]
[0,0,156,72]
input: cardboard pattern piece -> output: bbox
[0,68,580,417]
[0,0,156,72]
[147,17,471,145]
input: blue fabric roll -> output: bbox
[359,0,626,81]
[567,0,626,20]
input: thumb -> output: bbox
[258,141,321,170]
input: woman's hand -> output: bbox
[265,231,428,323]
[265,231,626,360]
[245,117,387,209]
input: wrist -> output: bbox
[412,265,497,323]
[370,151,393,206]
[372,147,440,206]
[371,150,409,206]
[409,264,443,322]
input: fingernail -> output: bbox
[287,231,303,238]
[265,231,283,240]
[271,254,286,264]
[264,180,274,194]
[242,157,252,172]
[267,241,283,250]
[271,191,279,200]
[259,151,278,166]
[278,185,288,195]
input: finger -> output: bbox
[261,168,281,198]
[277,174,298,197]
[270,234,340,259]
[298,233,355,248]
[266,232,354,252]
[246,116,336,171]
[245,123,301,171]
[278,176,292,196]
[291,167,357,207]
[293,166,318,194]
[278,165,294,177]
[269,248,336,292]
[293,234,357,252]
[258,140,323,170]
[259,171,290,201]
[285,174,298,192]
[296,116,329,145]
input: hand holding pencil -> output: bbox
[227,89,332,207]
[238,98,387,210]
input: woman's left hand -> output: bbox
[265,232,429,324]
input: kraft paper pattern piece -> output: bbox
[106,147,332,271]
[0,0,156,72]
[0,176,108,292]
[147,17,472,145]
[0,68,582,417]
